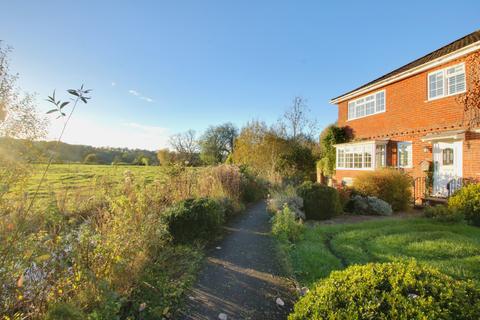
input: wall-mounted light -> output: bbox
[423,146,431,153]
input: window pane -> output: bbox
[364,146,372,168]
[348,102,355,120]
[365,100,375,115]
[442,148,454,165]
[447,72,465,95]
[429,72,443,99]
[337,149,345,167]
[375,91,385,112]
[375,145,386,168]
[398,142,412,167]
[356,101,365,118]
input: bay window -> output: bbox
[336,141,388,170]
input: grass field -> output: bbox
[14,164,169,197]
[288,217,480,286]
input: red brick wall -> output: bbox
[333,52,480,184]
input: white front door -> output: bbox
[433,141,463,197]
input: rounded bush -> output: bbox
[353,169,412,211]
[162,197,224,243]
[289,261,480,320]
[297,182,342,220]
[448,183,480,226]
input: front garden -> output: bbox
[269,168,480,319]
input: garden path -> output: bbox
[178,201,295,320]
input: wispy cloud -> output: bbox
[128,89,154,103]
[111,81,116,87]
[140,96,153,103]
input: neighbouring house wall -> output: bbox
[333,51,480,185]
[337,54,478,138]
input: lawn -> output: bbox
[289,217,480,286]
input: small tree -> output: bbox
[458,52,480,128]
[280,96,318,141]
[169,129,199,165]
[199,122,238,165]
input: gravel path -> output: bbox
[178,201,295,320]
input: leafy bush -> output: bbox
[267,185,305,220]
[353,168,412,211]
[289,260,480,320]
[162,197,225,244]
[424,205,464,223]
[448,183,480,226]
[347,195,393,216]
[296,182,342,220]
[271,206,305,242]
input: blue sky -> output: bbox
[1,1,479,150]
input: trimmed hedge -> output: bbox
[162,197,224,244]
[448,183,480,226]
[289,261,480,320]
[353,168,412,211]
[296,182,342,220]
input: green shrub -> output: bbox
[289,260,480,320]
[448,183,480,226]
[162,197,224,244]
[45,303,85,320]
[353,168,412,211]
[424,205,464,223]
[271,205,305,242]
[296,182,342,220]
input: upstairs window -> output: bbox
[347,90,386,120]
[428,63,465,100]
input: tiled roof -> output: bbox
[332,30,480,102]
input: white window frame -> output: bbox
[397,141,413,168]
[427,63,466,101]
[336,141,388,171]
[347,90,386,121]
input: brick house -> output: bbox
[330,30,480,203]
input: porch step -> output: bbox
[422,197,448,206]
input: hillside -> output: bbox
[0,137,159,165]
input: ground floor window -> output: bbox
[398,142,412,168]
[375,145,386,168]
[336,143,374,169]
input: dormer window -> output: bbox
[347,90,386,120]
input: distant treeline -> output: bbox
[0,137,159,165]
